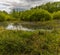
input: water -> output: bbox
[0,22,53,32]
[5,23,53,32]
[6,23,34,31]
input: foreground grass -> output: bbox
[0,30,60,55]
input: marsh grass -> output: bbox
[0,29,60,55]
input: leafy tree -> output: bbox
[32,2,60,13]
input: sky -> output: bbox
[0,0,60,12]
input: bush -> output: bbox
[0,13,5,21]
[53,11,60,20]
[30,9,52,21]
[21,9,52,21]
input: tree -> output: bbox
[32,2,60,13]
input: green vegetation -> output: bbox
[0,2,60,22]
[32,2,60,13]
[0,11,14,21]
[53,11,60,20]
[0,30,60,55]
[0,1,60,55]
[20,9,52,21]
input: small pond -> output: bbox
[0,22,54,31]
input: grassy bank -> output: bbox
[0,29,60,55]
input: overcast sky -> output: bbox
[0,0,60,12]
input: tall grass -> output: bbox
[0,30,60,55]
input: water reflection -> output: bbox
[6,23,34,31]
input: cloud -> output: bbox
[0,0,60,12]
[10,0,60,8]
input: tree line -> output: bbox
[0,2,60,22]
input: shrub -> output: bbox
[30,9,52,21]
[21,9,52,21]
[53,11,60,20]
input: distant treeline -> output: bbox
[0,2,60,22]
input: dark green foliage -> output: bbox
[33,2,60,13]
[20,9,52,21]
[30,9,52,21]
